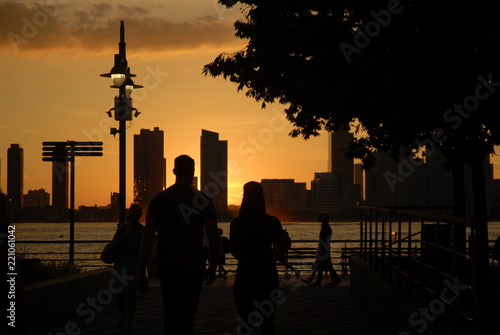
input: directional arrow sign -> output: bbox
[42,146,104,152]
[42,141,103,146]
[41,140,104,264]
[42,152,103,157]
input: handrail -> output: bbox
[360,205,474,227]
[358,206,484,333]
[15,239,359,275]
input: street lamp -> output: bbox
[100,21,142,224]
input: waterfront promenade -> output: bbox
[36,276,394,335]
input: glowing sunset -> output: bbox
[0,0,329,207]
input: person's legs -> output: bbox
[234,271,279,334]
[258,272,279,335]
[115,289,126,329]
[314,262,324,285]
[234,272,256,334]
[159,268,204,335]
[330,266,342,285]
[323,259,342,285]
[125,280,137,329]
[115,266,136,329]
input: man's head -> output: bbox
[127,204,142,222]
[174,155,195,181]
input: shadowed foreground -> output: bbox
[37,276,394,335]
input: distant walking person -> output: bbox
[217,228,230,279]
[307,213,341,286]
[112,204,145,331]
[137,155,220,335]
[230,181,290,335]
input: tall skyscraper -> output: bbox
[261,179,308,220]
[134,127,166,211]
[201,129,228,217]
[7,144,23,209]
[364,150,455,209]
[311,172,339,216]
[327,130,361,218]
[261,179,307,212]
[52,161,68,209]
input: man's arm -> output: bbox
[137,216,157,294]
[204,218,220,285]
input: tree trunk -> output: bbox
[470,153,492,334]
[452,162,467,281]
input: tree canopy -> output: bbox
[203,0,500,168]
[204,3,500,325]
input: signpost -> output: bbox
[42,141,103,263]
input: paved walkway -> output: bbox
[38,276,394,335]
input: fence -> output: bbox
[358,205,499,334]
[15,239,358,277]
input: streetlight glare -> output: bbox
[112,73,126,87]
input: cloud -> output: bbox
[0,1,239,54]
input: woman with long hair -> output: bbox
[230,181,289,335]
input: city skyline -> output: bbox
[6,134,500,221]
[4,132,500,210]
[1,1,500,208]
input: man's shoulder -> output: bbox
[153,184,192,199]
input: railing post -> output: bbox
[434,221,440,295]
[369,210,373,266]
[388,214,393,283]
[397,215,402,289]
[419,218,425,303]
[381,212,386,276]
[407,215,412,298]
[360,208,364,260]
[374,212,379,270]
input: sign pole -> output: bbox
[69,141,75,263]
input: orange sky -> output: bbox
[1,1,499,207]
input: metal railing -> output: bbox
[16,239,359,277]
[359,205,492,333]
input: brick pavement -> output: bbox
[38,276,395,335]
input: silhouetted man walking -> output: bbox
[137,155,220,334]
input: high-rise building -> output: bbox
[326,130,361,218]
[311,172,339,216]
[24,189,50,208]
[329,130,354,184]
[261,179,307,212]
[491,179,500,219]
[200,129,228,217]
[134,127,166,211]
[364,150,454,209]
[52,161,68,209]
[110,192,120,210]
[7,144,23,209]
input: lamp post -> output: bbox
[101,21,142,224]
